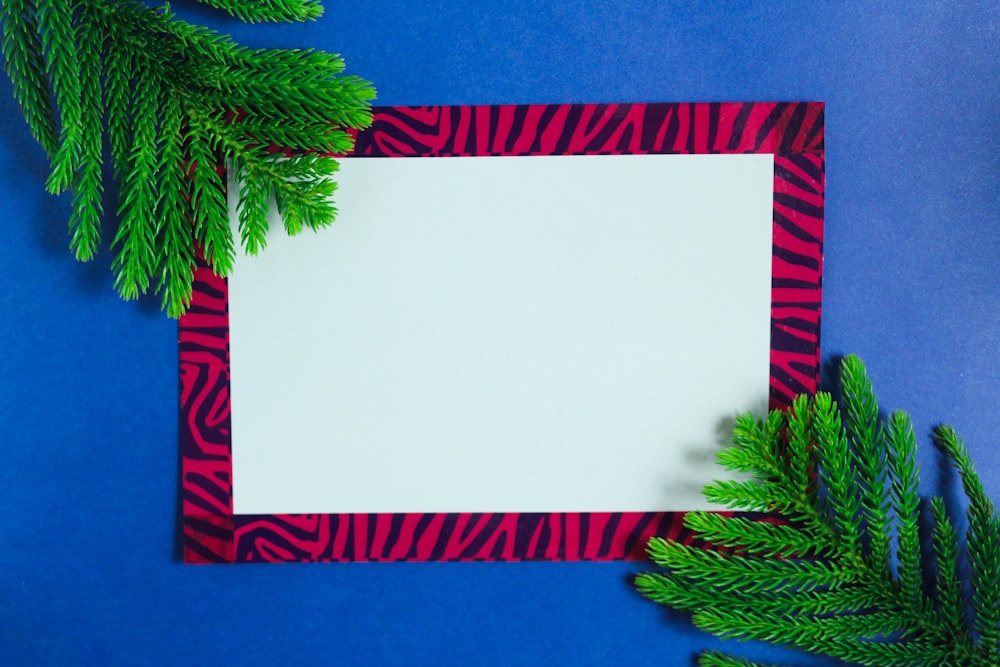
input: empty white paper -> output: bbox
[228,153,774,514]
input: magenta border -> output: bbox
[179,102,825,563]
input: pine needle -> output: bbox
[636,355,999,667]
[0,0,375,316]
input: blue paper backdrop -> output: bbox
[1,2,998,665]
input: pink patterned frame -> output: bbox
[179,102,825,564]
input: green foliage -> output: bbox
[0,0,374,315]
[635,355,1000,667]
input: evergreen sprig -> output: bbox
[635,355,1000,667]
[0,0,375,315]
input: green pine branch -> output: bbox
[196,0,324,24]
[697,651,806,667]
[635,355,1000,667]
[841,354,893,576]
[0,0,375,316]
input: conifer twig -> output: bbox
[636,355,1000,667]
[0,0,375,315]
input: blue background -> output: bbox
[1,1,998,665]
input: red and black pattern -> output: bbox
[349,102,822,157]
[231,511,697,563]
[770,151,824,408]
[179,264,236,563]
[179,101,824,564]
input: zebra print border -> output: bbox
[179,101,824,563]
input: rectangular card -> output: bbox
[179,102,825,563]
